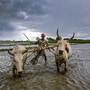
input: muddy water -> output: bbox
[0,44,90,90]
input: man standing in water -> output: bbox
[31,33,48,65]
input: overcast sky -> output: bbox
[0,0,90,40]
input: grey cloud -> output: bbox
[0,0,47,19]
[0,19,15,31]
[37,0,90,37]
[0,0,47,32]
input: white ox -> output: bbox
[54,29,75,72]
[8,45,28,77]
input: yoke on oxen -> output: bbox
[7,29,75,77]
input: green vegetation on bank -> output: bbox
[47,38,90,43]
[69,39,90,43]
[0,39,90,45]
[47,37,90,43]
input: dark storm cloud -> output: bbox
[0,20,14,31]
[0,0,47,17]
[0,0,47,31]
[37,0,90,39]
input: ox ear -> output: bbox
[22,49,28,54]
[65,44,69,53]
[8,50,14,56]
[56,28,62,40]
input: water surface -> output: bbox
[0,44,90,90]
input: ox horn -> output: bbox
[57,28,59,37]
[56,28,62,40]
[70,32,75,40]
[8,50,14,56]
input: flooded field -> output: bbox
[0,44,90,90]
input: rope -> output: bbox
[25,52,36,65]
[48,49,55,55]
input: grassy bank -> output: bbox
[0,40,31,45]
[48,39,90,44]
[0,39,90,45]
[69,39,90,43]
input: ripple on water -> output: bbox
[0,44,90,90]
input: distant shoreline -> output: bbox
[0,39,90,45]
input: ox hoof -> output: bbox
[57,69,60,72]
[64,68,68,72]
[18,74,22,77]
[18,72,22,77]
[13,74,16,77]
[44,62,48,65]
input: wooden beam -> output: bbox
[0,44,57,52]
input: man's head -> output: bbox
[41,33,45,39]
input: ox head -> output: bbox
[56,40,69,56]
[8,46,28,76]
[55,29,75,56]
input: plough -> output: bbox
[0,44,58,52]
[27,44,57,52]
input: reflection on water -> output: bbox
[0,44,90,90]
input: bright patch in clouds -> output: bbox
[9,21,43,41]
[17,30,41,41]
[17,11,30,19]
[75,32,88,39]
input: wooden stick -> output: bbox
[0,44,57,52]
[23,33,31,42]
[27,44,57,52]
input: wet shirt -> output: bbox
[37,39,48,47]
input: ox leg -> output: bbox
[12,67,16,77]
[64,62,68,72]
[44,55,47,64]
[56,62,60,72]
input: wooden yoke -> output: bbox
[27,44,58,52]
